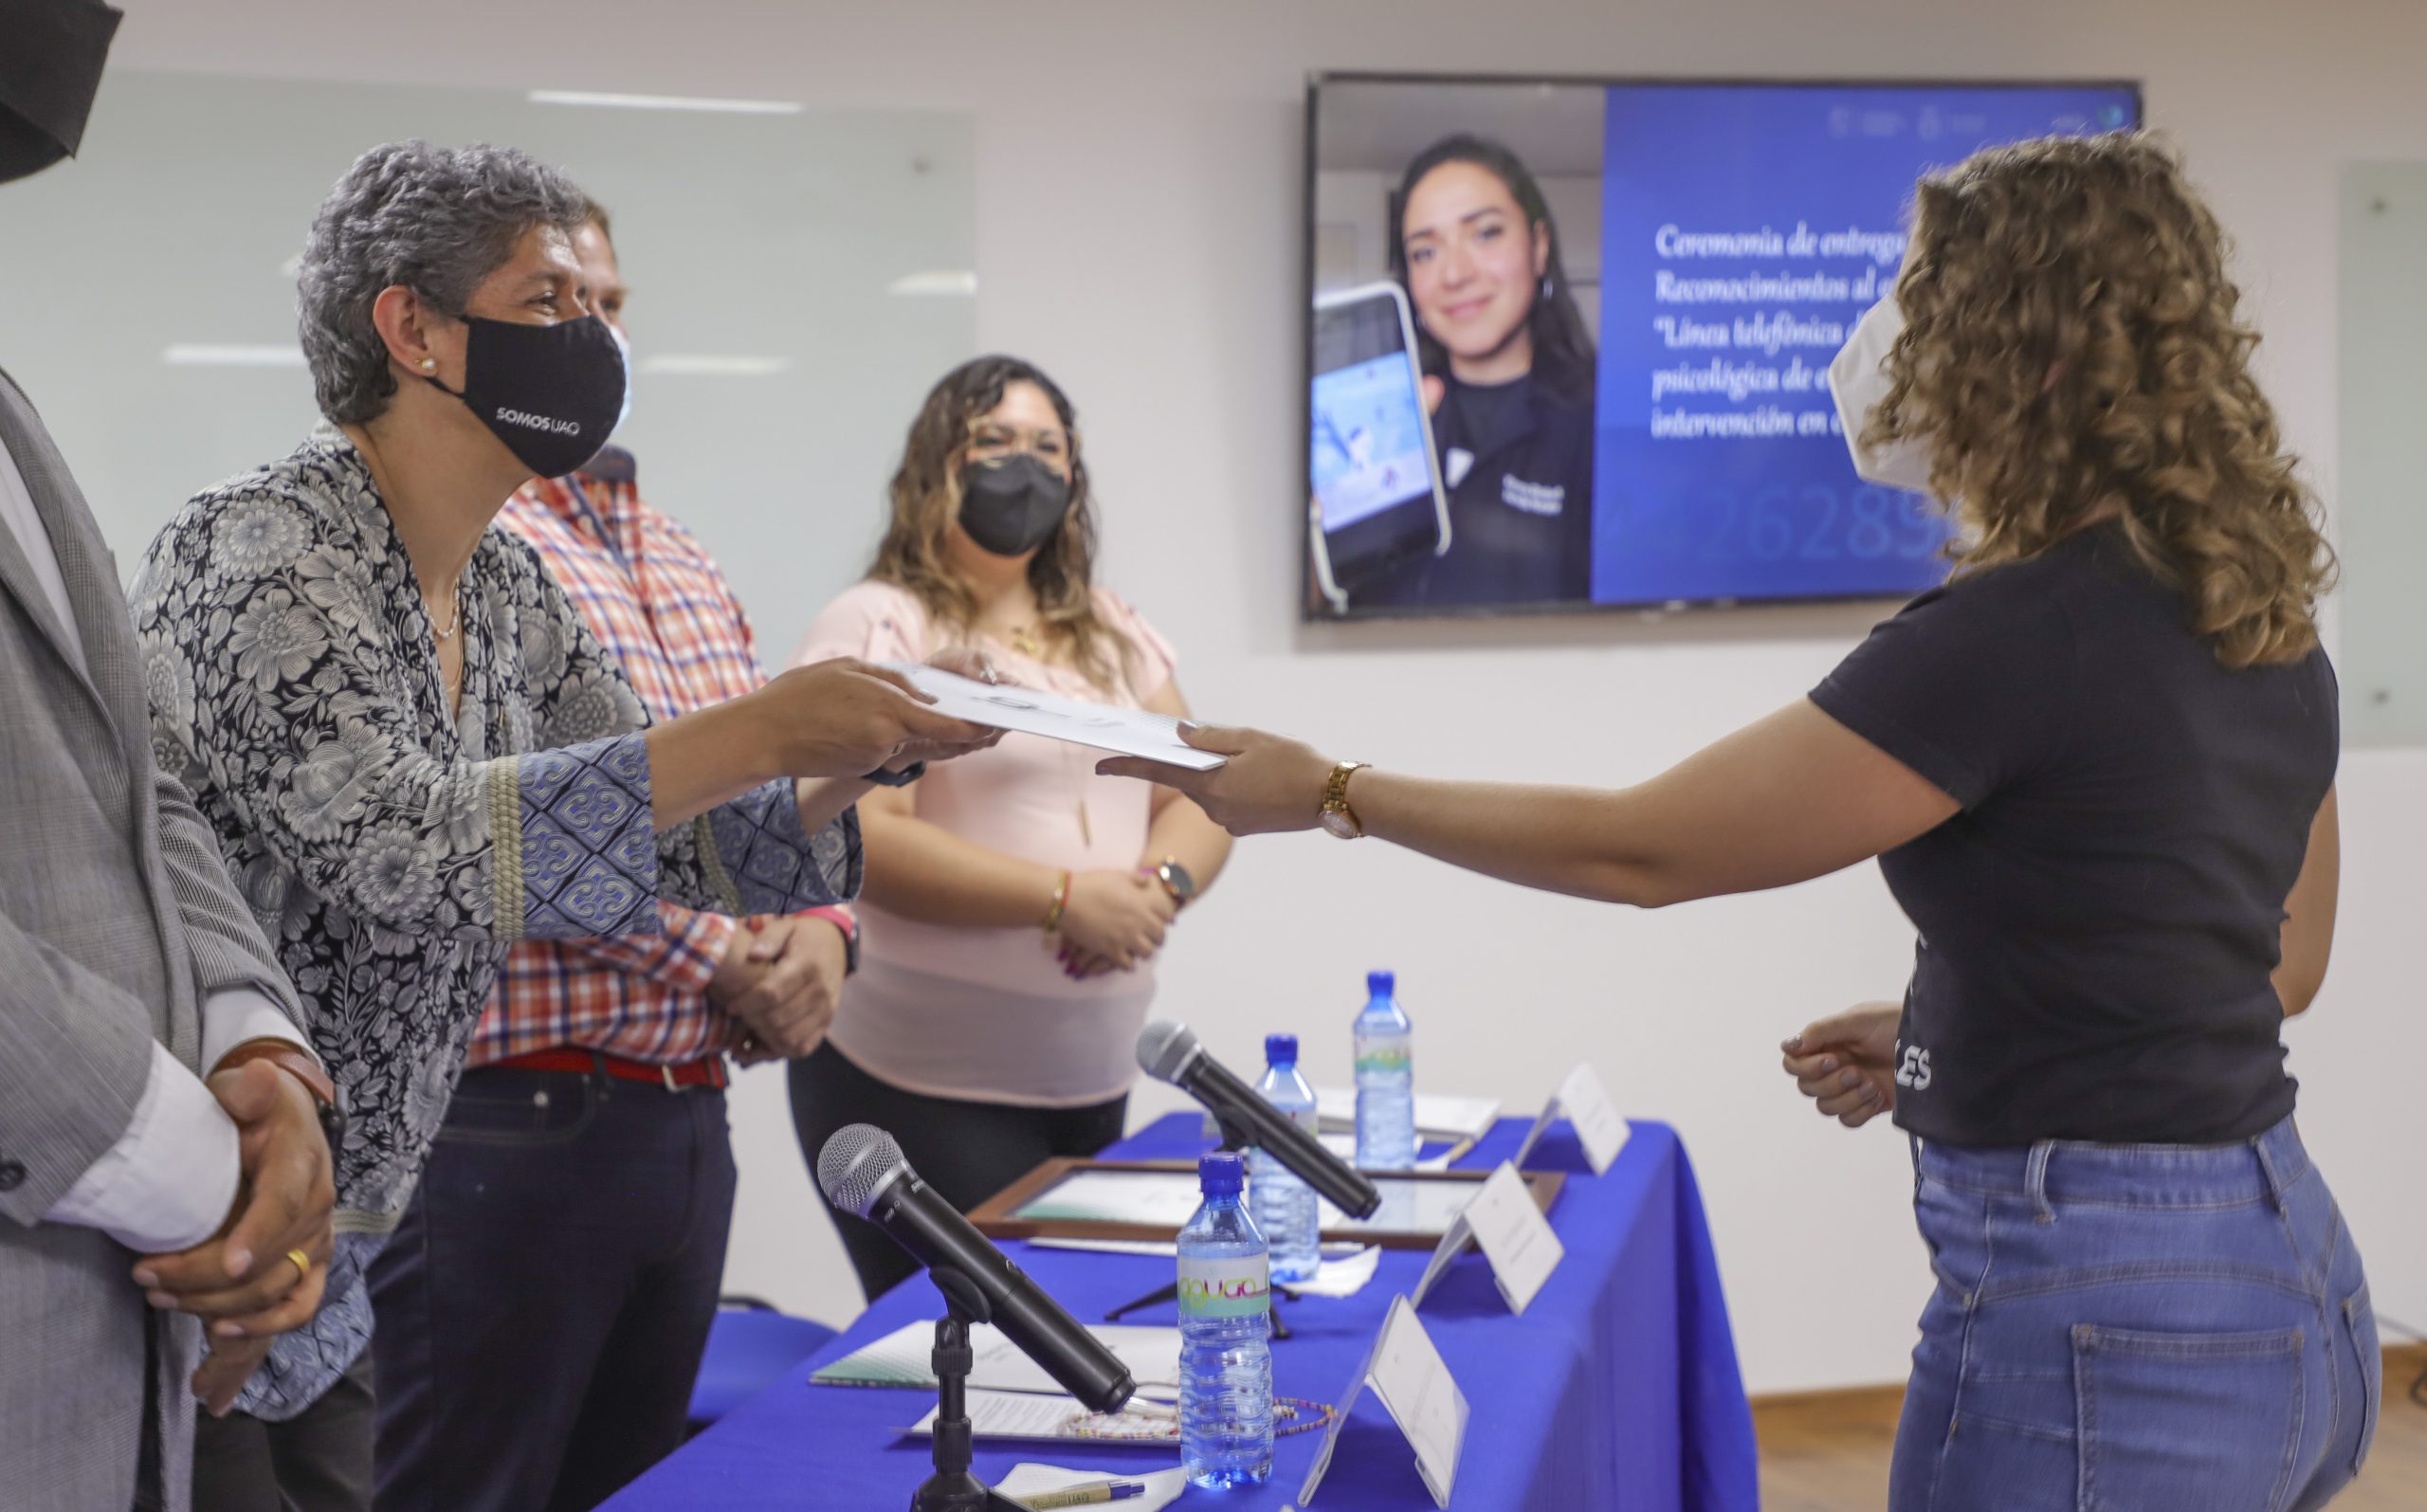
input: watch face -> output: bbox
[1319,809,1358,840]
[1159,862,1196,902]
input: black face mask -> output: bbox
[958,454,1072,558]
[0,0,124,185]
[425,315,627,480]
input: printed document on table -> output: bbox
[906,1389,1178,1444]
[819,1321,1180,1398]
[881,663,1225,770]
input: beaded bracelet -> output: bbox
[1274,1396,1338,1438]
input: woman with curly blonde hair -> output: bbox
[1105,132,2371,1508]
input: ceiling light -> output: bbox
[162,344,305,368]
[637,355,793,377]
[887,270,977,297]
[529,90,803,116]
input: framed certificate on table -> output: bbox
[967,1158,1564,1250]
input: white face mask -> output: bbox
[1828,297,1937,494]
[607,322,633,440]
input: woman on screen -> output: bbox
[1112,134,2375,1508]
[1362,133,1597,610]
[788,355,1232,1300]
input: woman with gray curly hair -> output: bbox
[124,139,997,1511]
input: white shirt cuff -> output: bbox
[200,988,314,1076]
[44,1042,241,1254]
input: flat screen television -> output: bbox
[1303,74,2144,620]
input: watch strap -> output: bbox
[1323,760,1370,838]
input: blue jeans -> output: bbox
[368,1066,737,1512]
[1891,1117,2379,1512]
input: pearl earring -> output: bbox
[421,358,436,371]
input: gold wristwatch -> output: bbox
[1319,760,1370,840]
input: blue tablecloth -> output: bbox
[605,1115,1756,1511]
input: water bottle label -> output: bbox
[1354,1040,1412,1075]
[1177,1254,1269,1321]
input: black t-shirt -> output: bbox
[1356,373,1594,610]
[1810,521,2335,1147]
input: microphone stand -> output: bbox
[911,1268,1028,1512]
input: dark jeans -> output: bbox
[367,1066,737,1512]
[190,1352,375,1512]
[789,1043,1126,1301]
[1892,1116,2378,1512]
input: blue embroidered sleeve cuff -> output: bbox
[704,781,863,916]
[492,734,664,941]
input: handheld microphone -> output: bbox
[1135,1020,1381,1219]
[816,1125,1135,1414]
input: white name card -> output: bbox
[1461,1159,1563,1312]
[1406,1160,1562,1315]
[1297,1296,1469,1508]
[1512,1062,1630,1175]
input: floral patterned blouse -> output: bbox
[127,428,859,1418]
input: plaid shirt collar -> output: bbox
[526,446,642,549]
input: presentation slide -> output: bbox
[1304,76,2140,620]
[1589,83,2139,607]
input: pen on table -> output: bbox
[1013,1479,1147,1509]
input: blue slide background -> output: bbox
[1589,83,2139,607]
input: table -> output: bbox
[605,1115,1757,1511]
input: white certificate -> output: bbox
[881,663,1225,770]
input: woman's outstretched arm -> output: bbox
[1098,699,1958,908]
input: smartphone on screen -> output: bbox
[1308,282,1451,610]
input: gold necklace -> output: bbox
[1066,739,1093,847]
[426,587,464,642]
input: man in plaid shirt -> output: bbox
[366,202,854,1512]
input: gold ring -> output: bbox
[285,1248,312,1279]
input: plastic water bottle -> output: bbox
[1354,970,1416,1170]
[1177,1151,1273,1489]
[1250,1033,1322,1284]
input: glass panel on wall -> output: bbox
[0,72,975,660]
[2336,162,2427,744]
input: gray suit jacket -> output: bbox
[0,366,304,1512]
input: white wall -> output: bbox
[111,0,2427,1394]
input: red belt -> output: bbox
[490,1047,729,1091]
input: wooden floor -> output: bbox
[1755,1344,2427,1511]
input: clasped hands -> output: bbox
[1056,866,1179,980]
[131,1059,337,1415]
[715,911,850,1064]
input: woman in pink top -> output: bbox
[790,355,1232,1298]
